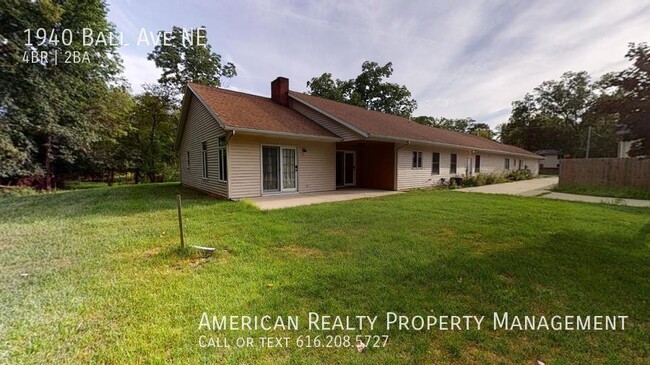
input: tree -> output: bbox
[412,116,495,139]
[130,84,178,183]
[148,26,236,95]
[305,73,346,102]
[0,0,122,188]
[501,71,617,157]
[593,43,650,157]
[75,87,136,185]
[307,61,417,118]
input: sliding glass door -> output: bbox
[262,146,297,193]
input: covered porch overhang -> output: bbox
[335,140,396,190]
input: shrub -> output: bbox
[506,169,533,181]
[454,170,533,189]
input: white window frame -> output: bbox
[431,152,440,175]
[412,151,423,169]
[450,153,457,174]
[217,138,227,182]
[201,141,208,179]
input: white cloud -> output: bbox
[120,53,160,93]
[112,0,650,126]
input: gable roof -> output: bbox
[182,83,339,140]
[290,91,541,158]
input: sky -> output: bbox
[107,0,650,128]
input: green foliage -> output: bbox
[127,84,179,183]
[0,0,122,186]
[501,68,624,158]
[307,61,417,117]
[592,43,650,157]
[459,170,532,187]
[147,26,236,95]
[412,116,495,139]
[506,169,534,181]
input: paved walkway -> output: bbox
[542,192,650,207]
[456,176,559,196]
[456,176,650,207]
[247,189,402,210]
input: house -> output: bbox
[175,77,542,199]
[535,149,563,171]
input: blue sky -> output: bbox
[107,0,650,127]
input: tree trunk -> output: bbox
[44,135,53,190]
[108,169,115,186]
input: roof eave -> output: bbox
[367,135,542,159]
[174,89,193,150]
[289,94,370,138]
[231,127,342,142]
[175,85,230,151]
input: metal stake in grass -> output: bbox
[176,193,216,256]
[176,194,185,248]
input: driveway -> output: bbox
[247,189,402,210]
[456,176,559,196]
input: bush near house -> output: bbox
[456,169,534,188]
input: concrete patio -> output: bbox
[246,189,402,210]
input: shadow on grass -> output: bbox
[0,183,239,223]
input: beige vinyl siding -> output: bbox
[229,134,336,199]
[396,145,470,190]
[396,145,539,190]
[179,95,228,197]
[290,99,363,141]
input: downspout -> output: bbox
[225,130,236,144]
[394,141,411,190]
[225,130,235,199]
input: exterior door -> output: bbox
[281,148,297,191]
[336,151,356,187]
[262,146,297,193]
[344,152,355,185]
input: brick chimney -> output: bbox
[271,77,289,106]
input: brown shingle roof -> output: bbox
[290,91,541,158]
[188,83,338,138]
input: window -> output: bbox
[450,153,457,174]
[505,158,510,170]
[186,151,190,169]
[431,152,440,175]
[201,141,208,178]
[475,155,481,173]
[412,151,423,168]
[217,138,227,181]
[518,159,523,170]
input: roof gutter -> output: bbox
[227,127,342,142]
[370,135,543,159]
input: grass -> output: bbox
[0,183,648,364]
[554,183,650,200]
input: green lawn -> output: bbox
[553,183,650,200]
[1,184,648,364]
